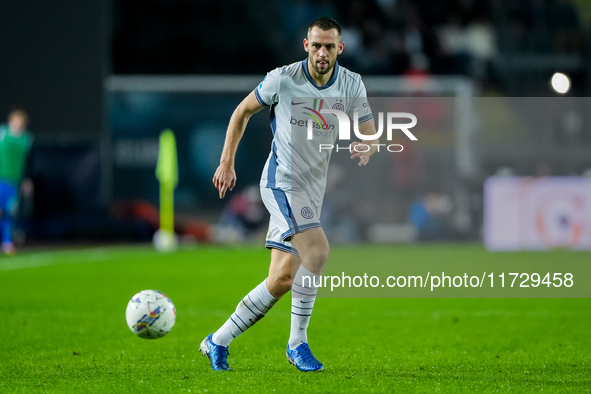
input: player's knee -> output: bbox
[309,244,329,266]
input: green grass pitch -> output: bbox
[1,244,589,393]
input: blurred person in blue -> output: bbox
[0,109,33,255]
[410,192,454,241]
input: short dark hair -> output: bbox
[308,17,341,37]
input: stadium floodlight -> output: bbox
[551,72,570,94]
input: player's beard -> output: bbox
[311,57,334,75]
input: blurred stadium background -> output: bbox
[1,0,591,249]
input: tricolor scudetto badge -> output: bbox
[303,99,329,130]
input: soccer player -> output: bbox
[0,109,33,255]
[203,17,378,372]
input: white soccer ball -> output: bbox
[125,290,176,339]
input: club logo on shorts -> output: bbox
[332,102,345,112]
[301,206,314,219]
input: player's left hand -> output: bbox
[349,141,371,166]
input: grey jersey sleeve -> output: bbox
[254,68,281,107]
[347,77,373,124]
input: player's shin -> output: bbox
[212,279,278,347]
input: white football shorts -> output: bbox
[260,186,322,256]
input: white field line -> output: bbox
[0,246,152,272]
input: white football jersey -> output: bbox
[255,59,373,207]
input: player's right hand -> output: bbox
[213,164,236,199]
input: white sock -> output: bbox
[212,279,277,347]
[289,265,320,350]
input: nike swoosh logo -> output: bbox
[291,100,306,105]
[300,300,315,303]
